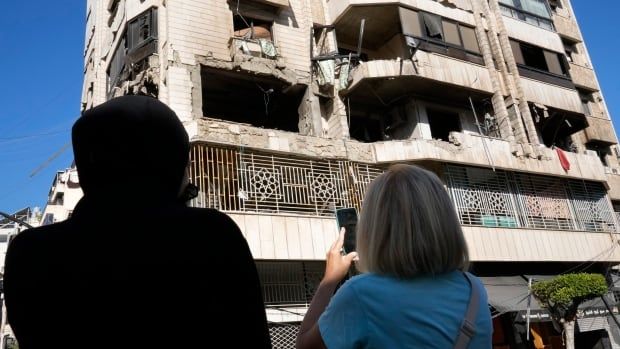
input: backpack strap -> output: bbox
[454,272,480,349]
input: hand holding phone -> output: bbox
[336,208,358,254]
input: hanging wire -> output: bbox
[255,83,273,116]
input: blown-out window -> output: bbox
[398,8,481,64]
[510,39,570,83]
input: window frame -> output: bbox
[498,0,555,31]
[401,9,483,65]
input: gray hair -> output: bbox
[356,164,469,278]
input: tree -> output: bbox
[531,273,608,349]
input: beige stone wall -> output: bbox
[191,118,608,183]
[570,62,598,92]
[464,226,620,262]
[519,77,582,113]
[503,16,564,53]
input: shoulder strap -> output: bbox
[453,272,480,349]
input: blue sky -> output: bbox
[0,1,619,214]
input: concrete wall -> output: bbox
[228,213,338,260]
[464,226,620,262]
[347,53,494,94]
[519,77,582,113]
[228,212,620,263]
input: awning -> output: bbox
[480,276,539,313]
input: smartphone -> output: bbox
[336,208,358,254]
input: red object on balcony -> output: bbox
[556,147,570,171]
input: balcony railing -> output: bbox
[188,144,383,216]
[446,165,617,233]
[189,144,617,233]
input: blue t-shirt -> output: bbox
[318,271,492,349]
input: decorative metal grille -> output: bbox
[567,180,617,232]
[189,144,383,216]
[445,166,519,227]
[257,261,325,305]
[445,165,617,232]
[269,323,300,349]
[512,172,576,230]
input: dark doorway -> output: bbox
[428,108,461,141]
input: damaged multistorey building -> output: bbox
[81,0,620,346]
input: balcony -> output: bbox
[342,51,494,97]
[519,76,583,114]
[552,14,582,42]
[569,62,599,92]
[187,142,619,262]
[584,116,618,146]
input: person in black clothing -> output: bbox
[4,96,271,348]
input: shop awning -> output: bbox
[480,276,542,313]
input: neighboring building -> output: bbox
[79,0,620,346]
[40,167,82,226]
[0,208,40,272]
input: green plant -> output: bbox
[531,273,608,349]
[532,273,607,317]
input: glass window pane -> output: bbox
[422,12,443,40]
[460,26,480,53]
[544,50,563,75]
[522,0,551,19]
[499,0,517,6]
[443,21,461,46]
[510,39,525,65]
[399,7,422,37]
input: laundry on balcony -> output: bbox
[258,39,277,58]
[316,60,335,86]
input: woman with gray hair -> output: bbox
[296,164,492,349]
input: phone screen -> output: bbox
[336,208,358,254]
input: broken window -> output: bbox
[233,15,273,41]
[563,39,578,63]
[127,8,157,51]
[422,13,443,40]
[201,68,305,132]
[520,42,548,71]
[349,115,384,143]
[579,90,593,116]
[512,39,570,78]
[586,143,611,166]
[107,37,127,93]
[428,108,461,141]
[408,11,481,63]
[106,8,159,98]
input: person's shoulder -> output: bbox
[9,221,70,251]
[179,207,239,228]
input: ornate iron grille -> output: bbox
[445,166,519,227]
[257,261,325,305]
[445,165,617,232]
[567,180,617,232]
[189,144,383,216]
[512,172,576,230]
[269,323,300,349]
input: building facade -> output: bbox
[79,0,620,347]
[40,167,82,226]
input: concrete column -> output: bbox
[470,0,514,143]
[487,0,541,147]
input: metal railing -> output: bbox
[188,144,383,216]
[445,165,617,232]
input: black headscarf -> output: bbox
[72,96,189,205]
